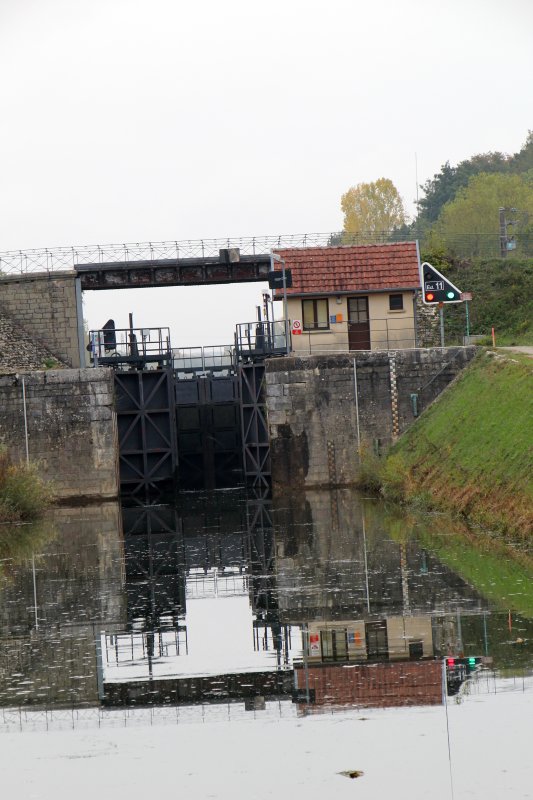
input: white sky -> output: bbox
[1,0,532,345]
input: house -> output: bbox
[272,241,421,352]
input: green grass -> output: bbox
[364,501,533,618]
[381,351,533,540]
[413,523,533,618]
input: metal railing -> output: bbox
[173,345,235,375]
[235,320,288,361]
[291,319,418,354]
[89,326,172,367]
[104,628,188,666]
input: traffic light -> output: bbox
[420,261,463,305]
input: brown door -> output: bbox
[348,297,370,350]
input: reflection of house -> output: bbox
[273,242,420,352]
[306,615,433,663]
[294,660,442,710]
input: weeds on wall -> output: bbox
[0,450,52,523]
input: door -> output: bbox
[321,628,348,661]
[348,297,371,350]
[365,621,389,660]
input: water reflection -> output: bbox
[0,489,531,716]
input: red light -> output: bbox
[447,658,455,666]
[426,292,435,302]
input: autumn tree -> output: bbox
[432,172,533,258]
[341,178,406,242]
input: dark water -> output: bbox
[0,489,532,718]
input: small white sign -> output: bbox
[292,319,302,335]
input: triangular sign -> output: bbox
[419,262,463,305]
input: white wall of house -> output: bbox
[282,291,417,353]
[305,616,433,663]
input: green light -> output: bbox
[446,291,456,299]
[468,657,476,665]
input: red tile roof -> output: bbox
[273,241,420,297]
[294,660,442,709]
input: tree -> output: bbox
[432,172,533,258]
[341,178,406,242]
[418,153,509,225]
[417,132,533,226]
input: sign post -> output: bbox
[460,292,473,341]
[270,252,291,355]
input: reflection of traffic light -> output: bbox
[420,262,463,305]
[446,656,482,673]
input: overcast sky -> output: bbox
[1,0,531,346]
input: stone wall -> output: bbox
[0,367,119,500]
[0,271,81,367]
[265,347,477,492]
[0,503,125,707]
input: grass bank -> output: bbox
[360,351,533,541]
[368,503,533,618]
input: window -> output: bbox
[348,296,369,322]
[302,298,329,330]
[389,294,404,311]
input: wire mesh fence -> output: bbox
[1,231,530,276]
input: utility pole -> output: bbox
[499,207,508,258]
[499,207,519,257]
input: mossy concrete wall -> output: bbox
[265,347,477,492]
[0,367,119,501]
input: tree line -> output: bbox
[339,131,533,259]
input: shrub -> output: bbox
[379,453,409,503]
[356,445,383,493]
[0,451,52,522]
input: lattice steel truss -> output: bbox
[0,231,403,275]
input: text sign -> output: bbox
[419,261,463,305]
[460,292,473,301]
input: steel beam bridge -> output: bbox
[76,253,271,290]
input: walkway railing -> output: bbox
[291,319,418,353]
[173,345,235,375]
[235,320,288,361]
[89,326,172,368]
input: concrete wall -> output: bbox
[265,347,477,492]
[286,290,417,353]
[0,367,119,501]
[0,271,82,367]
